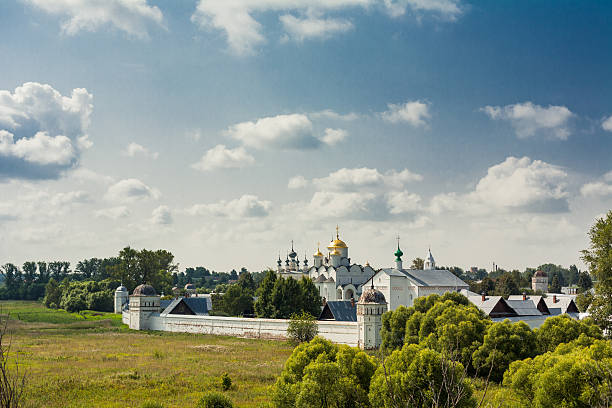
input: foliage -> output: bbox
[217,284,253,317]
[534,314,602,354]
[369,343,477,408]
[576,291,594,313]
[51,280,116,313]
[254,270,277,318]
[272,337,376,408]
[197,392,234,408]
[287,312,318,344]
[106,247,176,295]
[503,337,612,407]
[43,278,62,308]
[255,274,321,319]
[577,271,593,292]
[411,257,424,270]
[140,403,165,408]
[220,372,232,391]
[493,273,520,297]
[581,210,612,333]
[380,305,413,352]
[471,320,537,382]
[0,312,26,408]
[549,275,561,293]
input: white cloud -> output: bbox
[387,190,422,214]
[151,205,173,225]
[381,101,431,127]
[602,115,612,132]
[187,195,271,218]
[321,128,348,146]
[307,191,380,219]
[23,0,164,39]
[581,171,612,197]
[0,82,93,179]
[309,109,360,121]
[123,142,159,159]
[95,206,130,220]
[430,156,569,215]
[191,144,255,171]
[280,14,353,42]
[105,178,160,203]
[50,190,90,206]
[313,167,422,191]
[481,102,574,140]
[383,0,462,19]
[288,175,309,189]
[227,114,321,150]
[191,0,462,55]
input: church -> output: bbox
[276,228,469,309]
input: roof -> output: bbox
[467,295,517,317]
[544,297,579,315]
[115,285,127,292]
[507,295,550,315]
[505,299,543,316]
[133,284,156,296]
[319,301,357,321]
[534,270,547,277]
[379,268,469,288]
[359,287,386,304]
[161,297,209,316]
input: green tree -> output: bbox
[549,274,561,293]
[575,291,594,313]
[411,257,424,270]
[107,247,176,294]
[494,273,519,297]
[534,314,602,354]
[22,262,37,284]
[298,277,322,317]
[580,212,612,329]
[237,271,255,292]
[369,344,476,408]
[272,337,376,408]
[254,270,277,318]
[471,320,536,382]
[503,338,612,407]
[220,284,253,316]
[271,277,303,319]
[287,312,318,343]
[577,271,593,292]
[380,305,413,351]
[43,278,62,308]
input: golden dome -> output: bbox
[328,238,348,249]
[330,248,341,256]
[314,248,323,257]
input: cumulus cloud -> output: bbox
[50,190,90,206]
[309,110,360,121]
[288,175,309,189]
[387,190,422,214]
[105,178,160,203]
[191,144,255,171]
[602,115,612,132]
[430,156,569,215]
[321,128,348,146]
[191,0,462,55]
[151,205,173,225]
[313,167,422,191]
[123,142,158,159]
[22,0,164,39]
[381,101,431,127]
[581,171,612,197]
[186,195,271,218]
[0,82,93,179]
[280,14,353,42]
[307,191,382,219]
[481,102,574,140]
[94,206,130,220]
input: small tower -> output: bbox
[302,252,309,272]
[357,282,388,349]
[394,237,403,270]
[128,284,160,330]
[424,248,435,270]
[532,270,548,292]
[114,285,128,314]
[277,255,282,272]
[313,243,324,268]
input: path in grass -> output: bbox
[1,301,294,408]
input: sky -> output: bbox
[1,0,612,273]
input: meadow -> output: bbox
[1,301,294,408]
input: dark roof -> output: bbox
[534,270,547,277]
[359,287,386,304]
[162,297,209,316]
[133,284,156,296]
[160,299,172,310]
[319,301,357,321]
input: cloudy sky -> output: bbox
[1,0,612,272]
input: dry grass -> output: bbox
[1,301,293,408]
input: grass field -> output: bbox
[1,301,294,408]
[0,301,518,408]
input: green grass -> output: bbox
[1,301,294,408]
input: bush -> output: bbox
[140,402,164,408]
[197,392,234,408]
[220,372,232,391]
[534,314,602,353]
[287,312,318,344]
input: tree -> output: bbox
[381,305,413,351]
[471,320,537,382]
[411,257,424,270]
[107,247,176,294]
[254,270,277,318]
[503,338,612,407]
[577,271,593,292]
[287,312,318,343]
[298,277,322,318]
[36,262,49,283]
[272,277,303,319]
[369,344,477,408]
[43,278,62,308]
[237,271,255,292]
[220,284,253,316]
[22,262,37,285]
[534,314,602,354]
[575,291,594,313]
[494,273,519,297]
[549,274,561,293]
[272,337,376,408]
[197,392,234,408]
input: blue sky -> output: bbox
[1,0,611,272]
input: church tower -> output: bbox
[114,285,128,314]
[357,283,388,350]
[424,248,436,270]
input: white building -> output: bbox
[367,244,469,311]
[532,270,548,292]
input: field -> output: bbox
[1,301,294,408]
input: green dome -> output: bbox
[394,245,403,260]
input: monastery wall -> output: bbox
[122,310,359,347]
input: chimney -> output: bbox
[481,292,486,302]
[522,292,526,301]
[322,297,327,306]
[350,298,355,307]
[553,295,557,303]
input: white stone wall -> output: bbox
[122,311,359,346]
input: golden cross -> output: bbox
[336,224,339,239]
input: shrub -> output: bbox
[220,372,232,391]
[140,402,164,408]
[287,312,318,344]
[197,392,234,408]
